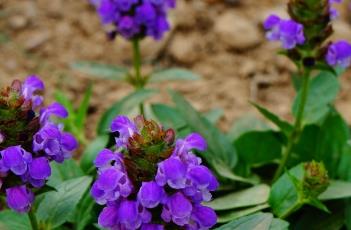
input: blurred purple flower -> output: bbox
[326,40,351,68]
[110,115,137,148]
[161,192,192,226]
[264,14,305,49]
[21,75,44,109]
[39,102,68,125]
[138,181,166,208]
[90,0,176,40]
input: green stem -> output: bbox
[273,70,311,182]
[132,38,145,116]
[28,208,39,230]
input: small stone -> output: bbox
[24,31,51,51]
[169,33,201,64]
[8,16,28,30]
[214,12,262,50]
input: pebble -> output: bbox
[214,12,261,50]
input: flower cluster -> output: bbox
[263,15,305,50]
[91,115,218,229]
[90,0,176,40]
[0,76,77,213]
[264,0,351,69]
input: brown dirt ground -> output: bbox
[1,0,351,140]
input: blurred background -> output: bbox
[1,0,351,137]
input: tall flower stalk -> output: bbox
[90,0,176,116]
[264,0,351,181]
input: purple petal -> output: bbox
[98,205,119,228]
[29,157,51,180]
[40,102,68,124]
[6,185,34,213]
[191,205,217,229]
[138,181,165,208]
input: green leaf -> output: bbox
[71,61,128,80]
[212,162,259,184]
[149,68,200,83]
[47,160,84,188]
[315,111,349,176]
[268,164,305,218]
[68,191,96,230]
[269,163,329,218]
[319,180,351,200]
[169,90,238,171]
[227,115,270,142]
[269,218,289,230]
[37,176,92,228]
[234,131,282,166]
[80,135,109,173]
[215,212,273,230]
[0,210,31,230]
[292,71,340,124]
[76,84,92,129]
[218,204,269,223]
[204,108,224,124]
[151,104,187,131]
[251,103,293,136]
[207,184,270,211]
[98,89,158,135]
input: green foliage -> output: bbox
[55,84,92,145]
[97,89,157,135]
[269,163,329,218]
[292,72,340,125]
[71,61,128,81]
[234,131,283,167]
[251,103,293,137]
[0,210,31,230]
[207,184,270,211]
[36,176,92,229]
[169,91,237,168]
[215,212,288,230]
[149,68,201,83]
[80,135,109,173]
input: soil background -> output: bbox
[1,0,351,139]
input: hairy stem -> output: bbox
[273,69,311,182]
[28,208,39,230]
[132,38,145,116]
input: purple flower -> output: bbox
[187,205,217,229]
[6,185,34,213]
[156,157,187,189]
[118,200,151,229]
[90,0,176,40]
[91,168,132,205]
[94,149,124,171]
[174,133,207,156]
[27,157,51,188]
[264,14,305,49]
[138,181,166,208]
[141,224,164,230]
[33,123,77,163]
[0,146,32,176]
[161,192,192,226]
[91,116,218,229]
[21,75,44,109]
[40,102,68,125]
[0,76,77,213]
[98,204,119,229]
[326,40,351,68]
[110,115,137,148]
